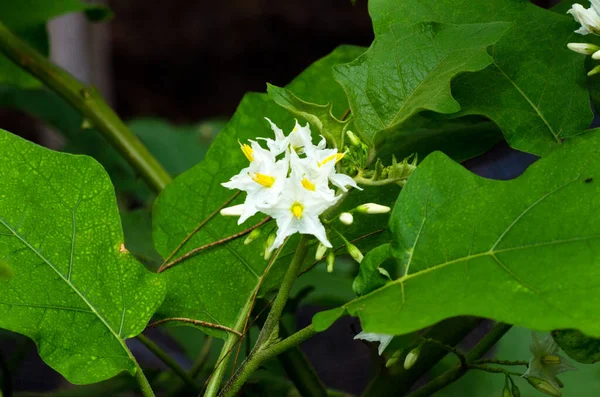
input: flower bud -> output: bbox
[404,346,421,370]
[339,212,354,225]
[346,243,364,263]
[244,228,262,245]
[593,49,600,60]
[315,242,328,261]
[503,386,513,397]
[385,349,403,368]
[567,42,600,55]
[356,203,391,214]
[263,233,276,260]
[326,251,335,273]
[81,118,94,129]
[525,376,561,397]
[588,64,600,76]
[220,204,245,217]
[511,383,521,397]
[346,130,362,146]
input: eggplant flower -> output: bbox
[354,331,394,355]
[522,333,576,392]
[568,2,600,35]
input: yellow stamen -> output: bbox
[291,202,304,218]
[318,152,345,167]
[541,355,561,365]
[301,177,316,191]
[240,142,254,162]
[251,173,275,188]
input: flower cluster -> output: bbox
[221,119,360,252]
[567,1,600,75]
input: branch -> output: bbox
[149,317,242,337]
[0,22,171,193]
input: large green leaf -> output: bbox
[0,130,166,384]
[552,329,600,364]
[334,21,510,145]
[0,1,110,88]
[362,0,593,156]
[152,45,391,338]
[314,129,600,337]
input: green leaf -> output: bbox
[312,308,346,333]
[352,243,392,296]
[375,114,503,164]
[0,130,166,384]
[0,1,111,88]
[152,46,390,338]
[267,83,349,147]
[333,21,510,144]
[321,129,600,337]
[366,0,593,156]
[0,259,13,280]
[552,329,600,364]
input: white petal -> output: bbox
[298,214,331,247]
[330,173,362,191]
[220,204,245,216]
[354,332,394,355]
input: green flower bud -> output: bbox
[386,349,403,368]
[511,383,521,397]
[404,345,421,370]
[525,376,561,397]
[263,233,276,260]
[339,212,354,225]
[244,228,262,245]
[346,242,364,264]
[315,242,328,261]
[326,251,335,273]
[346,130,362,146]
[588,64,600,77]
[503,386,513,397]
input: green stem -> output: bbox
[204,298,254,397]
[136,334,201,393]
[217,236,311,396]
[405,323,513,397]
[164,337,214,397]
[0,22,171,193]
[468,364,522,377]
[134,361,156,397]
[220,325,317,397]
[473,358,528,366]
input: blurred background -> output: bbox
[2,0,594,396]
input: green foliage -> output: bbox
[363,0,593,156]
[316,130,600,337]
[552,329,600,364]
[0,1,110,87]
[334,21,510,145]
[0,130,166,384]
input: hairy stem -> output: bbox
[134,361,156,397]
[0,22,171,193]
[136,334,201,393]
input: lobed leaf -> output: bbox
[0,130,165,384]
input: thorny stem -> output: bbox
[217,236,311,396]
[0,22,171,193]
[149,318,242,336]
[473,358,528,366]
[136,334,201,394]
[468,364,522,377]
[158,216,271,273]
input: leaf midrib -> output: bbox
[0,215,131,358]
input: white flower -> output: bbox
[522,333,576,390]
[294,147,361,192]
[354,331,394,355]
[222,140,288,224]
[262,171,339,250]
[568,3,600,35]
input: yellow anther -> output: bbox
[291,202,304,218]
[301,177,316,191]
[318,152,345,167]
[251,173,275,188]
[240,142,254,162]
[541,355,561,365]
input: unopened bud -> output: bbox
[588,64,600,77]
[347,243,364,264]
[326,251,335,273]
[244,228,262,245]
[567,42,600,55]
[346,130,362,146]
[356,203,391,214]
[263,233,276,260]
[511,383,521,397]
[593,49,600,60]
[404,346,421,370]
[541,355,561,365]
[503,386,512,397]
[220,204,245,217]
[525,376,561,397]
[339,212,354,225]
[81,118,94,129]
[385,349,403,368]
[315,242,328,261]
